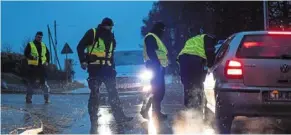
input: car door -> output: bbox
[204,35,236,111]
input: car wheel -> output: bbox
[215,114,233,134]
[215,97,234,134]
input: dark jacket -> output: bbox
[144,25,165,68]
[77,25,116,69]
[24,40,50,66]
[203,35,216,68]
[144,35,159,66]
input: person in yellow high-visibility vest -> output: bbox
[77,17,133,133]
[140,22,168,121]
[177,27,216,109]
[24,31,50,104]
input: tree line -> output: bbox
[141,1,291,74]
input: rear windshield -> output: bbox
[237,34,291,59]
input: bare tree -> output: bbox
[2,43,13,53]
[20,37,31,53]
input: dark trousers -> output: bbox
[179,54,206,108]
[26,66,50,101]
[87,65,125,124]
[141,62,166,113]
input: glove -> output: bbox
[204,66,208,71]
[81,62,88,70]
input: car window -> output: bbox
[214,35,235,64]
[236,34,291,59]
[114,50,144,66]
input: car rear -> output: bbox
[217,31,291,117]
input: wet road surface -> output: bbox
[1,106,42,134]
[2,85,291,134]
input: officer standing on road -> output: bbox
[140,22,169,120]
[77,17,133,129]
[24,31,50,104]
[177,27,216,109]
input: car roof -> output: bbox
[228,30,291,47]
[235,31,291,36]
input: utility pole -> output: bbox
[54,20,58,65]
[47,25,53,64]
[48,25,62,70]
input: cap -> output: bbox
[154,21,165,29]
[101,17,114,26]
[35,31,43,36]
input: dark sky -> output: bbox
[1,1,154,82]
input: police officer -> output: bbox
[140,22,168,120]
[24,31,50,104]
[177,27,216,109]
[77,18,133,129]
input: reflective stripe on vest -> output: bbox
[86,28,113,66]
[27,42,47,66]
[178,34,207,59]
[143,32,169,67]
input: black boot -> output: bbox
[152,99,167,121]
[45,100,50,104]
[26,95,32,104]
[153,111,167,121]
[90,116,99,134]
[140,96,152,120]
[140,110,149,120]
[26,99,32,104]
[44,96,50,104]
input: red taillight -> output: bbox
[225,60,243,79]
[243,42,261,48]
[267,31,291,35]
[228,60,241,67]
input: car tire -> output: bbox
[215,96,234,134]
[215,114,233,134]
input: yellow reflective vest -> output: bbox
[143,32,169,67]
[86,28,113,66]
[27,42,47,66]
[178,34,207,59]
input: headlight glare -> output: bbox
[139,70,153,81]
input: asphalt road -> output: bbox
[2,85,291,134]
